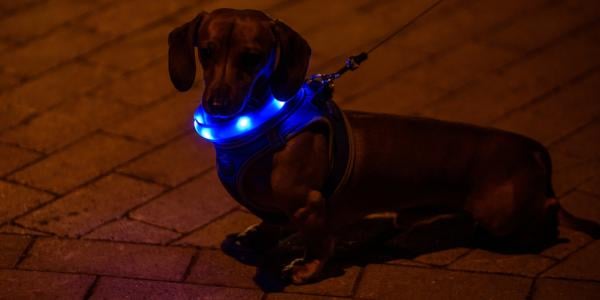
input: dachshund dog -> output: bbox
[168,8,599,284]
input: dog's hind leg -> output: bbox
[467,163,559,252]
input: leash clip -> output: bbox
[309,52,368,85]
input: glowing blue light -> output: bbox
[274,99,286,109]
[236,116,252,131]
[192,86,310,143]
[194,112,205,125]
[199,127,214,140]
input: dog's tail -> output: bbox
[534,147,600,239]
[558,205,600,239]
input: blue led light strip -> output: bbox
[193,88,304,143]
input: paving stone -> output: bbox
[172,0,285,27]
[90,277,263,300]
[0,234,30,267]
[399,40,519,91]
[130,170,237,232]
[542,226,592,259]
[20,238,195,281]
[0,62,118,130]
[0,0,40,15]
[413,247,471,266]
[543,240,600,281]
[550,151,599,196]
[9,133,148,194]
[385,258,431,268]
[266,293,347,300]
[16,174,164,237]
[341,77,447,116]
[553,120,600,160]
[533,278,600,300]
[300,0,427,68]
[0,224,48,236]
[356,264,532,300]
[422,24,600,125]
[86,22,174,73]
[175,210,259,248]
[92,59,175,107]
[559,191,600,226]
[495,70,600,145]
[0,95,133,153]
[579,176,600,197]
[284,266,361,297]
[0,144,39,176]
[80,0,190,37]
[107,91,199,144]
[0,69,20,91]
[85,218,179,244]
[333,0,546,105]
[119,132,214,187]
[0,180,54,224]
[448,249,556,277]
[483,0,599,52]
[186,249,257,288]
[0,0,109,43]
[0,26,110,78]
[0,269,95,299]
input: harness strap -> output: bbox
[213,83,353,224]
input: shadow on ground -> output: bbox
[221,215,568,292]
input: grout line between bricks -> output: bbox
[13,236,37,268]
[124,215,181,234]
[83,275,100,300]
[349,265,365,298]
[167,206,241,246]
[0,0,47,19]
[182,250,200,282]
[4,266,263,290]
[526,277,537,300]
[0,0,121,55]
[341,14,600,118]
[491,66,600,127]
[336,0,557,106]
[546,115,600,150]
[124,165,216,218]
[8,129,203,232]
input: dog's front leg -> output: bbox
[283,190,334,284]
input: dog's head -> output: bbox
[168,8,311,117]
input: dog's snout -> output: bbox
[205,85,234,115]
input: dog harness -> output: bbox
[193,81,354,224]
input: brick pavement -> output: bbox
[1,0,599,299]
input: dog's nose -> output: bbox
[205,86,232,115]
[206,97,230,115]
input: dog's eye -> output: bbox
[199,47,212,60]
[240,52,262,69]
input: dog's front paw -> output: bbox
[282,258,324,284]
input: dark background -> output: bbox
[0,0,599,298]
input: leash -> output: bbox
[310,0,444,84]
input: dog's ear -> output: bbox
[270,20,311,100]
[168,12,207,92]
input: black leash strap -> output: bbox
[312,0,444,83]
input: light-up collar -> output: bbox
[193,87,307,145]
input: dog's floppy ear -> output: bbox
[270,20,311,100]
[168,12,207,92]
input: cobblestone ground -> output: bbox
[1,0,600,299]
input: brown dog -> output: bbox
[168,8,599,284]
